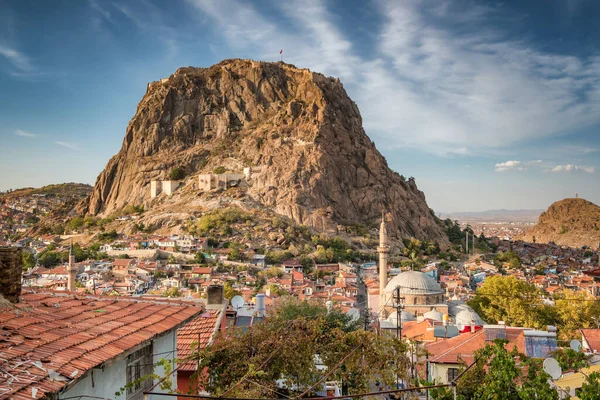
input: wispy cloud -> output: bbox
[495,160,526,172]
[188,0,600,157]
[0,44,32,72]
[112,1,180,57]
[371,1,600,152]
[546,164,595,173]
[14,129,37,138]
[55,141,79,150]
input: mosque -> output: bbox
[370,216,484,329]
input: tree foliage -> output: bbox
[578,371,600,400]
[494,250,522,269]
[191,299,409,397]
[169,167,185,180]
[430,340,559,400]
[223,281,241,300]
[548,347,589,372]
[553,289,600,340]
[468,276,552,328]
[21,251,35,270]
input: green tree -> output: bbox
[194,251,206,264]
[549,348,589,372]
[22,251,35,270]
[579,372,600,400]
[553,289,600,340]
[468,276,552,328]
[66,217,84,231]
[193,299,409,397]
[223,282,241,300]
[162,287,182,297]
[169,167,185,180]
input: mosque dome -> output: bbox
[423,309,444,321]
[384,271,444,295]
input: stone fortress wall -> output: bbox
[150,166,266,198]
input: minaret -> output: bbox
[378,213,390,310]
[67,241,76,292]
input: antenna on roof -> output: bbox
[231,295,244,310]
[347,308,360,322]
[570,339,582,352]
[542,357,562,380]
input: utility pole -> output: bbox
[394,286,405,339]
[465,231,469,254]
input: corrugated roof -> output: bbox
[0,291,202,399]
[176,309,221,372]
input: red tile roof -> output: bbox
[112,259,134,267]
[0,291,203,399]
[581,328,600,352]
[176,309,222,372]
[426,327,526,365]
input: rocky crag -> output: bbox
[78,59,447,244]
[517,198,600,248]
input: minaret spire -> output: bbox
[378,212,390,313]
[67,239,76,292]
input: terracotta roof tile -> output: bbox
[581,328,600,352]
[176,309,221,372]
[426,327,527,364]
[0,290,202,399]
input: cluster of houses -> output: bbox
[463,239,600,297]
[0,192,83,237]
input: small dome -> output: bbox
[448,301,486,326]
[384,271,444,295]
[423,309,443,321]
[387,310,416,325]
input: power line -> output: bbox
[387,282,600,303]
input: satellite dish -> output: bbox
[347,308,360,322]
[570,340,582,352]
[543,358,562,380]
[231,295,244,310]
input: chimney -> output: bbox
[207,284,224,306]
[255,293,266,317]
[0,247,23,303]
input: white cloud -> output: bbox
[14,129,36,138]
[186,0,600,155]
[371,1,600,152]
[495,160,526,172]
[0,44,32,72]
[547,164,595,173]
[55,141,79,150]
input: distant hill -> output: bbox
[517,198,600,248]
[1,183,92,200]
[440,209,544,223]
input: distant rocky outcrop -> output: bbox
[78,59,447,244]
[517,198,600,248]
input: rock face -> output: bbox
[517,198,600,248]
[79,59,447,243]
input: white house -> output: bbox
[1,291,203,400]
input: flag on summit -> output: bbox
[280,49,283,54]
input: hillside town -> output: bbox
[2,215,600,399]
[4,2,600,397]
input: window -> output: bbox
[126,343,153,400]
[447,368,459,382]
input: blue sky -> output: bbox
[1,0,599,212]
